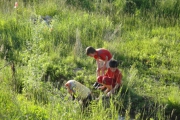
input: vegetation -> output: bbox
[0,0,180,119]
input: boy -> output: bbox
[86,46,112,77]
[65,80,92,109]
[96,59,122,96]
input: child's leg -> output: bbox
[101,77,113,95]
[101,67,107,76]
[82,94,92,111]
[100,60,111,76]
[99,60,105,76]
[104,88,109,94]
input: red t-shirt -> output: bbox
[93,48,112,61]
[105,68,122,85]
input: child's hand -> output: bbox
[98,86,105,90]
[107,89,114,96]
[107,91,112,96]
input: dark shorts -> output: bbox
[82,94,92,108]
[97,76,115,87]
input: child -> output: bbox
[96,59,122,96]
[65,80,92,109]
[86,46,113,77]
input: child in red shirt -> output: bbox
[86,46,112,76]
[97,59,122,96]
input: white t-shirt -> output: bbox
[66,80,91,99]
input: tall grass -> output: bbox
[0,0,180,119]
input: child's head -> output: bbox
[65,81,75,94]
[85,46,96,57]
[109,59,118,72]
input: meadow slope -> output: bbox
[0,0,180,119]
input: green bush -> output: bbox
[0,83,20,119]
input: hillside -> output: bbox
[0,0,180,119]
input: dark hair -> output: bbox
[85,46,96,55]
[109,59,118,68]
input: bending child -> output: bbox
[65,80,92,109]
[86,46,112,77]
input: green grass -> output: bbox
[0,0,180,119]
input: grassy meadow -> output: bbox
[0,0,180,119]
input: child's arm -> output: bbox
[98,85,106,90]
[96,59,101,76]
[104,88,111,94]
[103,56,108,68]
[107,83,120,96]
